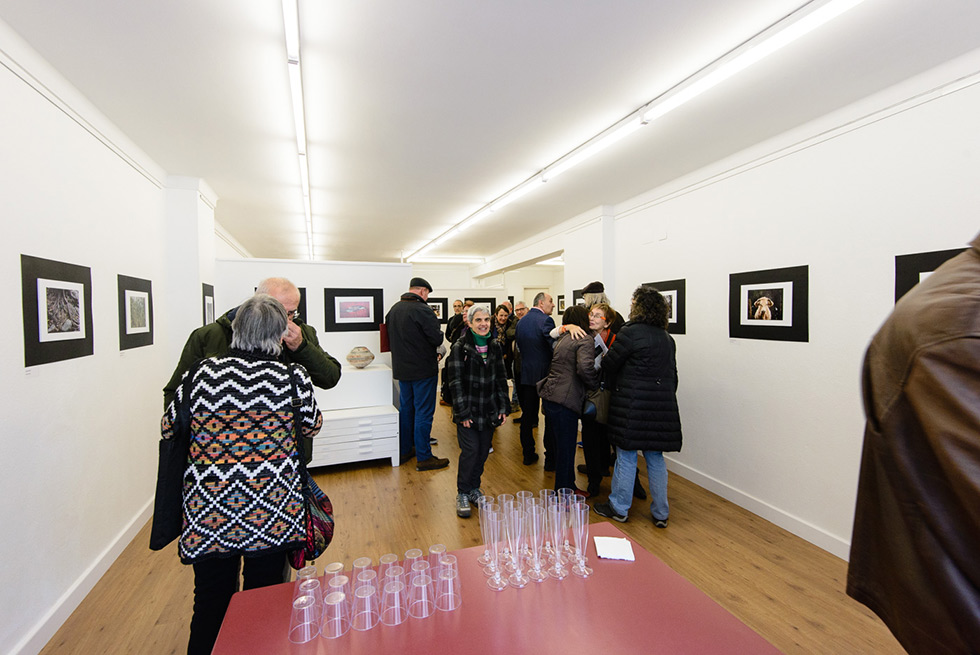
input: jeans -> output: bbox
[609,447,669,521]
[398,376,437,461]
[188,552,287,654]
[456,424,493,493]
[542,399,579,491]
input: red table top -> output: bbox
[213,522,780,654]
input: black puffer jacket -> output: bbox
[603,321,682,452]
[385,292,445,381]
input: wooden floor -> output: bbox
[41,402,903,654]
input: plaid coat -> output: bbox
[446,330,510,430]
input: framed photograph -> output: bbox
[572,289,585,306]
[894,247,966,303]
[427,296,449,323]
[202,283,215,326]
[729,265,808,342]
[557,295,566,313]
[645,279,686,335]
[465,297,496,317]
[118,274,154,350]
[507,295,515,308]
[21,254,94,366]
[324,287,383,332]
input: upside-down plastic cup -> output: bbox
[435,554,462,611]
[404,548,423,575]
[428,543,447,569]
[320,591,350,639]
[326,574,351,603]
[357,569,380,596]
[378,553,399,579]
[408,573,435,619]
[288,594,320,643]
[351,585,380,631]
[352,557,373,591]
[380,580,409,626]
[296,578,323,618]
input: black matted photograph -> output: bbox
[465,297,497,317]
[202,283,215,326]
[729,265,808,342]
[894,247,966,303]
[427,296,449,323]
[645,279,686,335]
[324,287,383,332]
[21,254,94,366]
[118,274,154,350]
[557,295,566,313]
[572,289,585,306]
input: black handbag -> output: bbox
[584,383,611,424]
[149,360,204,551]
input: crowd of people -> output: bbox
[158,274,683,654]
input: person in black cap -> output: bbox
[385,277,450,471]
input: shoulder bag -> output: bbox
[286,364,335,569]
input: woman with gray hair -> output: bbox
[446,304,510,518]
[161,293,323,654]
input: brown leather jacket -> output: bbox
[536,333,599,414]
[847,233,980,655]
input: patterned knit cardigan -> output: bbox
[161,350,323,564]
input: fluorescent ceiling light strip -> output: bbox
[287,63,307,154]
[282,0,300,62]
[643,0,865,123]
[412,0,863,261]
[543,116,645,182]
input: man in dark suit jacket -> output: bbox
[514,292,556,467]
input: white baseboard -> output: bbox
[666,457,851,560]
[12,498,154,655]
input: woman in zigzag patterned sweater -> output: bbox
[161,293,323,655]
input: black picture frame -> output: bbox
[894,247,966,303]
[202,283,215,326]
[465,297,497,317]
[507,295,515,308]
[427,296,449,323]
[21,254,94,366]
[645,279,686,335]
[729,265,808,342]
[572,289,585,306]
[557,295,566,313]
[118,274,154,350]
[324,287,383,332]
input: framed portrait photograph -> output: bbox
[465,297,496,317]
[427,296,449,323]
[894,247,966,303]
[202,283,215,326]
[118,274,154,350]
[557,294,566,313]
[324,288,383,332]
[645,278,686,335]
[729,265,808,342]
[21,254,94,366]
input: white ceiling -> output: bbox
[2,0,979,263]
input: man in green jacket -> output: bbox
[163,277,342,408]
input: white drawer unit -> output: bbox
[309,405,400,468]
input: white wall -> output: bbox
[0,21,214,654]
[214,259,411,369]
[481,50,980,558]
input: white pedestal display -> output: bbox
[310,363,400,467]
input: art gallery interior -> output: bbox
[1,1,978,652]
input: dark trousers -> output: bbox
[581,416,611,485]
[188,552,287,655]
[517,384,554,461]
[542,399,580,491]
[456,423,493,493]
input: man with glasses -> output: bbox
[163,277,342,408]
